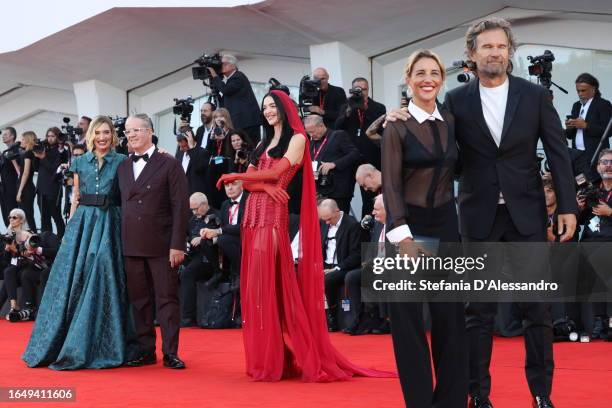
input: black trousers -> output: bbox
[324,267,347,310]
[20,266,50,306]
[180,255,215,320]
[218,234,241,278]
[39,193,65,239]
[360,187,375,219]
[389,202,468,408]
[19,184,37,232]
[124,256,180,356]
[1,184,18,227]
[464,205,553,398]
[3,265,19,301]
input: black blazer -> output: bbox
[335,98,387,169]
[310,129,361,199]
[211,71,261,129]
[312,84,347,129]
[444,75,577,239]
[219,191,249,237]
[36,146,68,198]
[565,97,612,163]
[175,146,211,197]
[195,124,213,149]
[319,213,362,271]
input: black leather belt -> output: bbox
[80,194,112,207]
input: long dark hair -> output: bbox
[252,92,294,165]
[575,73,601,98]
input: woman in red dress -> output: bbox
[217,90,394,382]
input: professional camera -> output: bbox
[526,50,568,95]
[110,116,129,153]
[348,86,366,111]
[1,232,16,246]
[32,139,50,154]
[268,78,290,95]
[203,213,222,246]
[451,60,477,83]
[173,97,195,141]
[213,119,226,139]
[18,234,41,255]
[236,149,248,160]
[192,53,223,81]
[0,143,22,169]
[59,169,74,186]
[360,214,376,231]
[576,173,602,208]
[298,75,321,108]
[61,117,82,144]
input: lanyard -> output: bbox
[229,202,239,224]
[319,91,326,109]
[357,109,365,129]
[601,184,612,203]
[216,139,224,156]
[312,136,330,161]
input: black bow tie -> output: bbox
[132,153,149,163]
[231,201,239,205]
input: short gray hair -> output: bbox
[303,115,324,127]
[190,192,208,206]
[318,198,339,212]
[222,53,238,66]
[128,113,154,131]
[465,17,517,60]
[356,163,377,178]
[598,149,612,161]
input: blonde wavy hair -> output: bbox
[85,115,119,152]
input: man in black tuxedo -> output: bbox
[304,115,360,213]
[317,199,362,332]
[201,180,248,283]
[195,102,216,149]
[336,77,386,217]
[175,131,211,197]
[34,128,68,239]
[308,68,347,129]
[388,18,577,408]
[209,54,261,143]
[118,113,190,369]
[0,127,20,227]
[565,73,612,179]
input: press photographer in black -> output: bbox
[180,192,221,327]
[0,208,28,316]
[34,127,69,239]
[196,102,216,149]
[565,73,612,178]
[205,108,234,208]
[208,54,261,143]
[336,77,386,217]
[3,230,60,322]
[16,131,38,232]
[1,127,21,227]
[228,131,252,173]
[304,115,360,213]
[308,67,347,129]
[175,124,211,197]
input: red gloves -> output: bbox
[216,157,291,190]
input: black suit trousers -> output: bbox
[39,194,65,239]
[179,254,214,320]
[464,205,553,398]
[218,234,241,278]
[124,256,180,356]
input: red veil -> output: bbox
[270,90,395,380]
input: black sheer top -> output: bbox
[382,111,457,230]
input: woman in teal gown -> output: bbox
[23,116,135,370]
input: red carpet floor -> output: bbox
[0,321,610,408]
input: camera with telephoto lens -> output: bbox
[192,53,223,81]
[213,119,226,139]
[348,86,366,111]
[298,75,321,108]
[0,143,23,169]
[527,50,555,89]
[575,173,602,209]
[360,214,376,231]
[32,139,50,154]
[61,117,82,144]
[18,234,41,255]
[203,213,222,246]
[173,97,195,141]
[236,149,248,160]
[452,60,477,83]
[1,232,16,247]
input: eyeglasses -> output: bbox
[599,159,612,166]
[8,216,20,220]
[124,128,150,136]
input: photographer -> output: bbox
[228,131,253,173]
[355,164,382,194]
[195,102,216,149]
[304,115,360,213]
[1,209,29,320]
[16,131,38,231]
[1,127,21,227]
[308,68,347,129]
[180,192,221,327]
[209,54,261,143]
[76,116,91,146]
[35,127,69,239]
[565,73,612,178]
[61,144,85,220]
[175,125,212,197]
[336,77,386,216]
[205,108,234,208]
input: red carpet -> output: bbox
[0,321,610,407]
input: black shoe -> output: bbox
[592,315,605,339]
[181,318,196,328]
[469,395,493,408]
[326,310,338,332]
[342,319,360,335]
[163,354,185,369]
[125,352,157,367]
[532,396,554,408]
[371,319,391,335]
[8,308,33,322]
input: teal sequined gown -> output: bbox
[22,150,135,370]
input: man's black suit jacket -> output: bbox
[36,147,68,198]
[211,71,261,130]
[219,191,249,237]
[311,84,347,129]
[319,213,361,271]
[335,98,387,169]
[310,129,361,199]
[565,96,612,164]
[444,75,577,239]
[175,146,211,197]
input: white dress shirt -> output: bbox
[181,150,190,174]
[228,193,243,225]
[200,124,213,149]
[325,212,344,265]
[575,97,593,151]
[132,145,156,180]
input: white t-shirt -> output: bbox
[479,78,509,147]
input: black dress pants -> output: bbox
[180,255,214,321]
[39,194,65,239]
